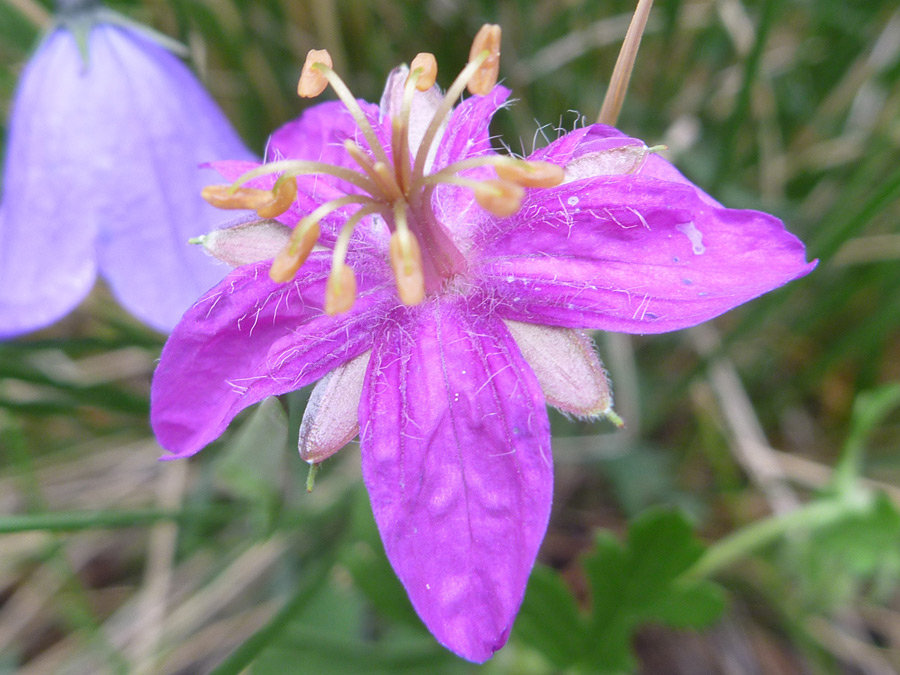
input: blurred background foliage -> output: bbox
[1,0,900,672]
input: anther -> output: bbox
[269,222,321,282]
[298,49,333,98]
[409,53,438,91]
[389,230,425,306]
[325,264,357,315]
[474,180,524,217]
[467,24,501,95]
[256,177,297,218]
[495,160,565,188]
[202,185,273,211]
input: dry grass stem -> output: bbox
[598,0,655,125]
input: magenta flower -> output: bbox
[0,5,253,337]
[151,42,814,661]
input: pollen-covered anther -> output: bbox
[201,185,274,211]
[325,263,357,315]
[467,24,501,95]
[269,222,320,283]
[495,160,565,188]
[298,49,333,98]
[256,177,297,218]
[474,180,524,218]
[409,53,437,91]
[389,230,425,306]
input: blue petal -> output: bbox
[0,24,255,336]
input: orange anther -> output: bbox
[467,24,501,96]
[389,231,425,306]
[409,53,438,91]
[256,177,297,218]
[201,185,273,211]
[269,222,320,282]
[474,180,524,217]
[495,160,565,188]
[325,264,357,315]
[297,49,333,98]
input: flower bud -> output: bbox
[196,218,291,267]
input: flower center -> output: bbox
[202,24,563,314]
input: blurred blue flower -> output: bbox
[0,3,254,336]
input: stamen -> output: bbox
[256,177,297,218]
[467,24,502,96]
[314,63,392,167]
[230,159,378,196]
[326,204,381,314]
[495,160,565,188]
[202,185,274,211]
[298,49,333,98]
[389,207,425,306]
[269,222,320,282]
[343,140,396,201]
[202,180,297,219]
[423,156,564,189]
[473,180,524,217]
[325,264,357,315]
[410,50,491,195]
[409,53,437,91]
[393,65,426,193]
[269,194,383,283]
[372,162,405,202]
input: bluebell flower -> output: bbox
[0,3,254,336]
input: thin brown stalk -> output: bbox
[598,0,655,126]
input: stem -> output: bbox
[685,493,871,580]
[0,508,197,533]
[598,0,655,126]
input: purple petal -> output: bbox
[432,86,511,170]
[526,123,634,167]
[359,297,552,662]
[151,255,393,458]
[529,123,723,206]
[430,86,511,245]
[473,177,816,334]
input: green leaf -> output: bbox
[584,510,726,669]
[514,510,726,672]
[514,566,586,669]
[789,492,900,611]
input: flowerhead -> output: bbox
[0,1,254,337]
[151,27,815,662]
